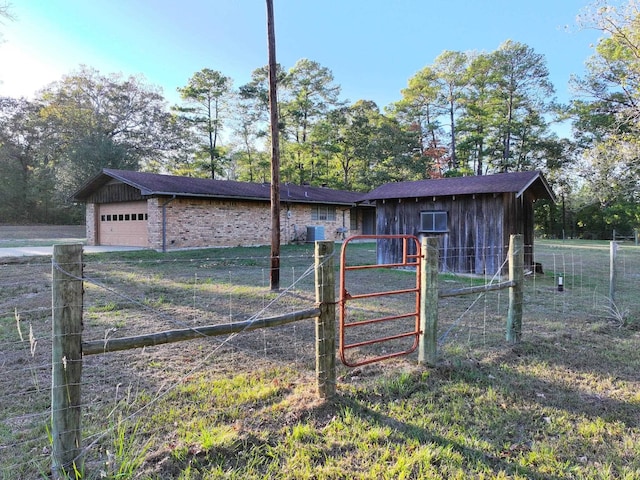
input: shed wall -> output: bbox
[376,193,519,275]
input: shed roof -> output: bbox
[358,171,555,202]
[73,169,364,206]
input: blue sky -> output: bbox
[1,1,602,125]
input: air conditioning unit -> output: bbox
[306,225,325,242]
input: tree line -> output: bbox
[1,1,639,239]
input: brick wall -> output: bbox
[148,197,361,251]
[86,197,363,250]
[85,204,96,245]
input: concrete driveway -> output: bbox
[0,245,145,257]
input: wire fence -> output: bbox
[1,239,638,478]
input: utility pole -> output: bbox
[266,0,281,290]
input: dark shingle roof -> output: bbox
[358,171,555,202]
[73,169,364,205]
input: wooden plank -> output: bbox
[506,234,524,343]
[419,237,439,367]
[51,244,84,479]
[82,308,321,355]
[315,241,336,399]
[439,280,515,298]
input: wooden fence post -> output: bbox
[506,234,523,344]
[610,241,618,304]
[419,237,439,367]
[51,244,84,479]
[315,241,336,399]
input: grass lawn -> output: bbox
[1,238,639,479]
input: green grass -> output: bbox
[118,359,639,479]
[2,239,640,479]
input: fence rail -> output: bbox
[82,308,322,355]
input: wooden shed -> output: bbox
[358,171,555,275]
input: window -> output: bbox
[311,205,336,221]
[420,211,448,232]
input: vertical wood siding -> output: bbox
[85,183,145,203]
[376,193,532,275]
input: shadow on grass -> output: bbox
[487,337,640,428]
[339,396,564,480]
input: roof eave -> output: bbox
[148,191,357,206]
[516,173,556,203]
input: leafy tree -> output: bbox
[240,59,343,185]
[433,50,468,170]
[311,101,376,189]
[175,68,233,179]
[311,100,420,190]
[238,64,287,113]
[569,1,640,227]
[392,66,446,177]
[457,52,500,175]
[2,66,184,221]
[43,67,176,155]
[489,40,555,172]
[228,89,269,182]
[281,59,343,184]
[0,97,54,222]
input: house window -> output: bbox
[420,211,448,232]
[311,205,336,221]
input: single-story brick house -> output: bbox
[358,171,555,275]
[73,169,375,251]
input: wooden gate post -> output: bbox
[315,241,336,399]
[506,234,524,344]
[51,244,84,479]
[419,237,439,367]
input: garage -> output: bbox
[97,201,149,246]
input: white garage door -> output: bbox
[97,201,149,246]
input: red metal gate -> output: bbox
[339,235,421,367]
